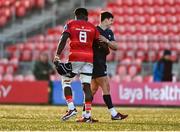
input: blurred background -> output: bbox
[0,0,180,106]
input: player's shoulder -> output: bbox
[106,28,114,35]
[106,28,113,33]
[86,21,97,28]
[66,19,75,25]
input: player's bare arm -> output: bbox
[54,32,70,62]
[99,35,118,50]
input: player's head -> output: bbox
[163,49,171,60]
[74,7,88,21]
[100,11,114,28]
[39,53,48,63]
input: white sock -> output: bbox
[82,111,86,117]
[109,107,118,117]
[67,102,75,110]
[85,111,91,118]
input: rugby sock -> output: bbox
[82,104,86,117]
[103,95,117,116]
[109,108,118,117]
[84,101,92,118]
[65,95,75,110]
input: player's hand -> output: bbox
[53,55,60,63]
[99,35,109,43]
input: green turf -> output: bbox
[0,105,180,131]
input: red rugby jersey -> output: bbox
[63,20,99,63]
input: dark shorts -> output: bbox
[92,62,107,79]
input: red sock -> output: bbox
[65,95,75,110]
[65,95,73,103]
[85,101,92,111]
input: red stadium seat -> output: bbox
[171,50,178,61]
[0,15,7,27]
[0,65,5,75]
[35,0,45,8]
[14,74,24,81]
[32,49,40,61]
[147,50,157,62]
[121,58,132,66]
[111,75,121,83]
[121,75,132,82]
[114,51,125,61]
[0,58,8,64]
[133,75,143,82]
[6,65,15,74]
[125,50,135,60]
[3,73,13,81]
[20,50,32,61]
[143,75,153,82]
[117,65,127,76]
[21,0,31,10]
[128,65,138,77]
[15,1,26,17]
[0,74,2,81]
[24,74,35,81]
[107,52,114,62]
[50,73,61,81]
[136,50,146,61]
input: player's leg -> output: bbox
[61,76,77,121]
[77,63,98,122]
[95,76,128,120]
[91,78,99,96]
[81,78,99,117]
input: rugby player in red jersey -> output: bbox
[54,8,99,122]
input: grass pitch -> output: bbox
[0,105,180,131]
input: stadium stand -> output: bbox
[0,0,180,82]
[0,0,45,27]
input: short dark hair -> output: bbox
[101,11,114,22]
[163,49,171,56]
[74,8,88,17]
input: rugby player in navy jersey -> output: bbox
[79,12,128,121]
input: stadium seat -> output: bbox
[147,50,157,62]
[117,65,127,76]
[143,75,153,82]
[6,65,15,74]
[121,58,131,66]
[114,51,125,61]
[0,15,7,27]
[20,50,32,61]
[125,50,135,60]
[171,50,178,61]
[0,74,2,81]
[128,65,138,77]
[3,73,13,81]
[32,49,40,61]
[111,75,121,83]
[136,50,146,61]
[133,75,143,82]
[0,58,8,64]
[15,1,27,17]
[121,75,132,82]
[50,73,61,81]
[0,65,5,75]
[107,52,114,62]
[24,74,35,81]
[14,74,24,81]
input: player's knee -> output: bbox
[80,74,91,84]
[62,80,71,89]
[85,93,93,102]
[91,88,97,96]
[64,86,72,96]
[83,83,93,101]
